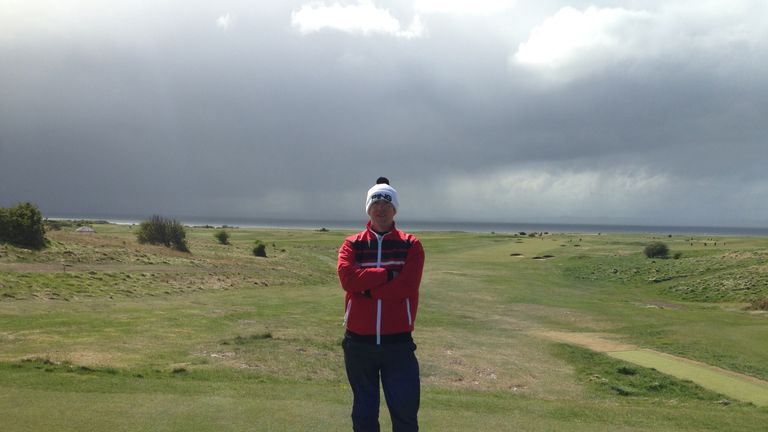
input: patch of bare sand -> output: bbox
[531,255,555,260]
[65,351,129,367]
[639,300,684,310]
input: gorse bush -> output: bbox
[644,241,669,259]
[214,230,230,245]
[0,202,46,249]
[253,240,267,257]
[136,215,189,252]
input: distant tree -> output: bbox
[253,240,267,257]
[214,230,230,245]
[136,215,189,252]
[644,241,669,259]
[0,202,46,249]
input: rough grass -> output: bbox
[562,245,768,303]
[551,343,729,402]
[0,225,339,300]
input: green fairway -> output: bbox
[2,224,768,430]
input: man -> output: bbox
[337,177,425,432]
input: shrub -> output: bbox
[0,202,46,249]
[253,241,267,257]
[214,230,230,245]
[644,241,669,259]
[617,366,638,376]
[136,215,189,252]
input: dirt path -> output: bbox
[531,330,768,406]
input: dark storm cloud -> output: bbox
[1,1,767,226]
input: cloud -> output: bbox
[513,7,652,70]
[2,1,767,227]
[436,166,670,220]
[512,3,768,81]
[415,0,516,15]
[216,13,232,30]
[291,0,424,39]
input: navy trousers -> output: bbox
[342,337,420,432]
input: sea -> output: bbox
[47,214,768,237]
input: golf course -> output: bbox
[1,223,768,431]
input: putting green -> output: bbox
[609,350,768,406]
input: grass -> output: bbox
[562,250,768,302]
[608,350,768,406]
[2,225,768,430]
[551,344,728,401]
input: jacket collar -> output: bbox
[366,220,396,237]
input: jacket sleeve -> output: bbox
[371,239,424,301]
[337,239,388,293]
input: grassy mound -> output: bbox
[562,249,768,303]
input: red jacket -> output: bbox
[337,221,425,342]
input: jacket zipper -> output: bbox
[374,231,383,345]
[343,299,352,326]
[406,298,412,326]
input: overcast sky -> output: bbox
[1,0,767,227]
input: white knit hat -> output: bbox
[365,180,399,213]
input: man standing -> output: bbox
[337,177,425,432]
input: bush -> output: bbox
[253,241,267,257]
[0,202,46,249]
[136,215,189,252]
[214,230,230,245]
[644,241,669,258]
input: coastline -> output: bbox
[45,214,768,237]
